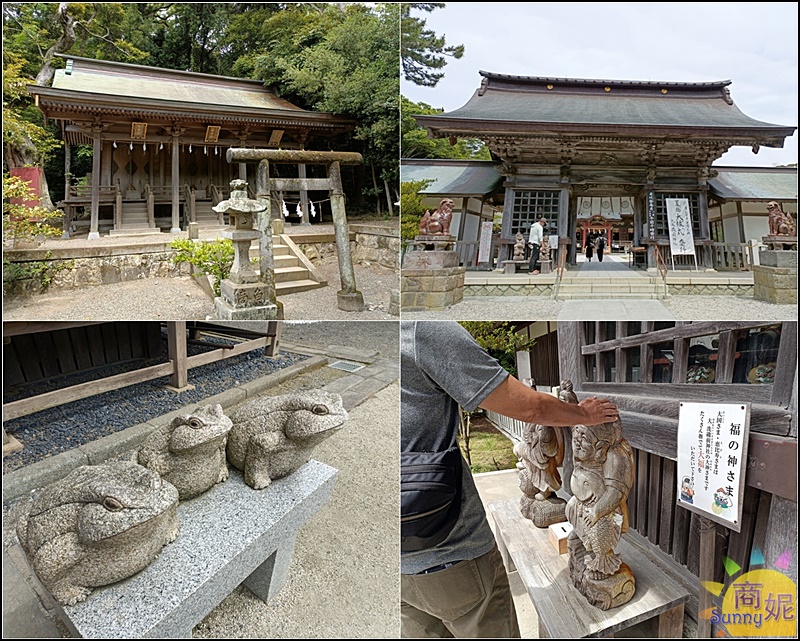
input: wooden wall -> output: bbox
[4,322,163,389]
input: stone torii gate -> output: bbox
[227,148,365,312]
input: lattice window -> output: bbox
[510,190,559,237]
[654,193,700,238]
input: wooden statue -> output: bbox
[512,232,526,261]
[419,198,454,236]
[566,418,636,610]
[767,201,796,237]
[513,380,572,527]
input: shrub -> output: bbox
[169,238,234,295]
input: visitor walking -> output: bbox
[400,321,620,638]
[596,235,606,263]
[585,235,594,262]
[527,217,547,275]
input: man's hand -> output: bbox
[578,396,619,425]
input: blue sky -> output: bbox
[402,2,798,167]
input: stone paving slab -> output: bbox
[557,299,676,321]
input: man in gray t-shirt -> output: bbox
[401,321,619,638]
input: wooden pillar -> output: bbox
[89,135,101,240]
[101,141,112,187]
[167,322,188,389]
[736,202,745,244]
[170,136,181,233]
[558,182,571,263]
[62,143,72,238]
[298,163,310,225]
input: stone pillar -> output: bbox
[328,161,365,312]
[255,159,282,308]
[170,136,181,234]
[89,135,101,240]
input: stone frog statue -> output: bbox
[15,461,179,606]
[227,390,348,490]
[137,404,233,500]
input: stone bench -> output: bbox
[489,500,689,638]
[56,460,337,638]
[501,260,529,274]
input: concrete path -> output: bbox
[557,299,676,321]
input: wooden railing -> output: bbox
[711,242,754,271]
[654,244,669,298]
[551,242,568,300]
[144,183,155,228]
[183,184,196,224]
[455,240,480,268]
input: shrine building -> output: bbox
[413,72,796,269]
[28,55,354,238]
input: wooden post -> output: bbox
[697,517,719,638]
[171,136,181,233]
[167,322,188,389]
[298,163,310,225]
[89,135,101,240]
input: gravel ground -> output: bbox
[2,335,309,474]
[2,258,398,321]
[662,296,798,320]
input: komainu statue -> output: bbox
[767,201,796,237]
[419,198,454,236]
[513,380,573,527]
[566,418,636,610]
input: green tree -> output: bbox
[246,3,400,215]
[458,322,535,377]
[399,178,432,240]
[401,3,464,88]
[401,96,490,160]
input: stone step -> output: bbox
[250,244,291,257]
[559,284,663,294]
[274,265,310,283]
[276,279,323,295]
[557,292,666,300]
[108,227,163,237]
[274,254,299,269]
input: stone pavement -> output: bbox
[557,299,675,320]
[2,342,399,639]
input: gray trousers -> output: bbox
[401,544,520,638]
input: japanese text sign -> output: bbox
[676,402,750,532]
[477,220,493,263]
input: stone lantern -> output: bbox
[212,179,283,319]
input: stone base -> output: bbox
[502,260,528,274]
[760,249,798,268]
[388,289,400,316]
[337,290,365,312]
[762,235,798,251]
[401,266,466,311]
[403,249,460,270]
[215,296,283,320]
[539,259,552,275]
[752,265,798,304]
[568,536,635,610]
[520,496,566,528]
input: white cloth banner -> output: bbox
[666,198,696,255]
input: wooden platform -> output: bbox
[489,500,689,638]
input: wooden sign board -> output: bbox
[477,220,494,264]
[676,402,750,532]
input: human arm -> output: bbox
[478,375,618,427]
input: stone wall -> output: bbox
[401,266,465,311]
[465,283,554,297]
[3,247,191,299]
[351,224,400,271]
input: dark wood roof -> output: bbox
[416,72,795,147]
[28,55,354,134]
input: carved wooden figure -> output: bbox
[566,418,636,610]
